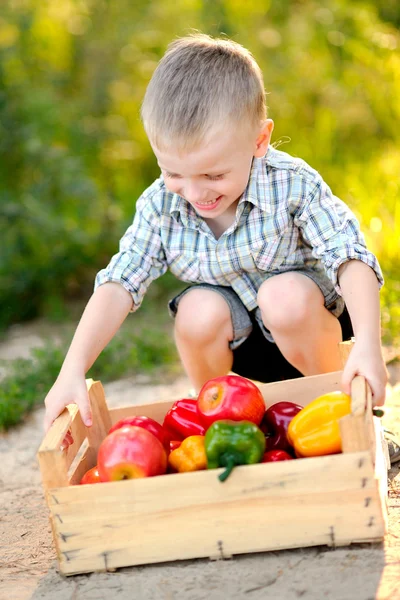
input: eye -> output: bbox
[206,174,224,181]
[165,172,181,179]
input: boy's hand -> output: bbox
[341,340,388,406]
[44,371,92,449]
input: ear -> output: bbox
[254,119,274,158]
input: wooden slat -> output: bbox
[351,375,368,416]
[109,400,176,427]
[38,404,80,491]
[373,418,389,535]
[64,409,89,470]
[50,451,375,515]
[38,449,70,490]
[68,444,97,487]
[86,380,112,456]
[339,375,376,457]
[340,414,371,455]
[259,370,343,408]
[47,451,384,576]
[109,372,345,426]
[38,405,77,454]
[339,339,354,367]
[57,489,384,575]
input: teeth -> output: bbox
[198,198,219,206]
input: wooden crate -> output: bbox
[37,370,389,576]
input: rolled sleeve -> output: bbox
[95,187,167,310]
[293,173,384,295]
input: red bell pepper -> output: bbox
[163,398,205,441]
[169,440,182,452]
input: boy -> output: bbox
[44,33,388,445]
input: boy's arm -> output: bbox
[338,260,387,405]
[44,282,133,432]
[44,184,169,436]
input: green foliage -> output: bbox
[0,345,64,430]
[0,0,399,343]
[0,298,179,430]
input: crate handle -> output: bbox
[339,374,376,457]
[350,375,372,417]
[37,379,112,490]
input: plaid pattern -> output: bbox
[95,146,383,310]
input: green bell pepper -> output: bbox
[205,420,266,482]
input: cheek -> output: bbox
[164,180,180,194]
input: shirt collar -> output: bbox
[239,151,272,214]
[168,184,200,227]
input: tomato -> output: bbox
[80,466,102,485]
[262,449,294,462]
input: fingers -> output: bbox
[60,429,74,451]
[78,395,93,428]
[341,367,387,408]
[369,381,386,407]
[341,362,356,396]
[65,430,74,445]
[43,408,58,433]
[43,383,92,445]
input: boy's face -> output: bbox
[152,120,273,220]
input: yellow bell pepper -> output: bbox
[168,435,207,473]
[287,391,351,457]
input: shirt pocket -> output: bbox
[164,249,201,283]
[250,231,295,272]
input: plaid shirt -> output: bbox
[95,146,383,310]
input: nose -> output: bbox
[182,180,206,203]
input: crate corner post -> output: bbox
[86,379,112,455]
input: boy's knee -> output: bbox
[174,289,233,343]
[257,273,323,331]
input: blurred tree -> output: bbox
[0,0,399,341]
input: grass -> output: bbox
[0,281,184,431]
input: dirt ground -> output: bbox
[1,328,400,600]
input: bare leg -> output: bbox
[257,273,343,375]
[174,289,234,392]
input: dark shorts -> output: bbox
[168,282,354,384]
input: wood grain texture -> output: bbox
[339,339,355,367]
[85,380,112,456]
[38,371,388,576]
[47,451,384,576]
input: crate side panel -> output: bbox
[109,400,175,427]
[108,371,344,427]
[48,452,374,518]
[47,452,385,575]
[259,371,342,408]
[54,486,384,576]
[68,444,97,486]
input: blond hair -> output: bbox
[141,33,266,151]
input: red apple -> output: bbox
[80,466,102,485]
[108,415,170,454]
[197,375,265,429]
[97,426,167,482]
[260,401,303,454]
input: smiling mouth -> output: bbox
[194,195,223,209]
